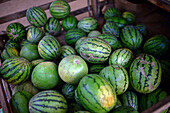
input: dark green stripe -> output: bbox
[30,106,47,113]
[32,99,67,105]
[32,104,67,110]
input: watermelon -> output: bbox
[58,55,88,85]
[7,22,26,42]
[29,90,67,113]
[136,24,147,36]
[139,88,168,113]
[44,17,61,36]
[20,39,32,48]
[11,91,33,113]
[75,37,88,54]
[112,106,139,113]
[62,83,77,100]
[143,35,169,56]
[1,47,19,61]
[20,43,40,61]
[88,30,101,38]
[49,0,70,19]
[31,59,45,67]
[60,45,76,59]
[27,26,44,43]
[78,17,98,33]
[65,28,86,46]
[99,64,129,95]
[0,57,32,84]
[104,8,121,19]
[5,40,20,50]
[97,33,119,50]
[26,7,47,27]
[31,62,59,89]
[106,16,128,28]
[89,64,105,74]
[79,37,112,64]
[77,74,117,113]
[120,91,138,110]
[120,25,143,50]
[62,15,78,31]
[122,11,136,24]
[12,81,40,96]
[38,35,61,60]
[102,22,120,37]
[109,48,134,68]
[129,54,161,94]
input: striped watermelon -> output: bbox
[7,22,26,42]
[99,64,129,95]
[49,0,70,19]
[88,30,101,38]
[60,45,76,59]
[97,33,119,50]
[12,81,40,96]
[89,64,105,74]
[38,35,61,60]
[31,59,45,67]
[75,37,88,54]
[139,88,168,113]
[122,11,136,24]
[58,55,88,85]
[62,15,78,31]
[143,35,169,56]
[136,24,147,36]
[26,7,47,27]
[31,62,59,90]
[104,8,121,19]
[77,74,117,113]
[112,106,139,113]
[106,16,128,28]
[0,57,32,85]
[20,43,40,61]
[44,17,61,36]
[1,47,19,61]
[120,25,143,50]
[65,28,86,46]
[20,39,32,48]
[29,90,68,113]
[120,91,138,110]
[27,26,44,43]
[102,22,120,37]
[11,91,33,113]
[62,83,77,100]
[5,40,20,50]
[129,54,161,94]
[78,17,98,33]
[79,37,112,64]
[109,48,134,68]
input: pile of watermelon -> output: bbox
[0,0,169,113]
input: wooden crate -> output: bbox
[0,0,170,113]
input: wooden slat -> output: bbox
[148,0,170,12]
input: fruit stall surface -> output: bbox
[0,0,170,113]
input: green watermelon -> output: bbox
[99,64,129,95]
[88,30,101,38]
[106,16,128,28]
[112,106,139,113]
[129,54,161,94]
[143,35,169,56]
[78,17,98,33]
[29,90,67,113]
[60,45,76,59]
[20,43,40,61]
[109,48,134,68]
[97,33,119,50]
[49,0,70,19]
[65,28,86,46]
[5,40,20,50]
[122,11,136,24]
[79,37,112,64]
[62,83,77,100]
[62,15,78,31]
[31,62,59,89]
[120,25,143,50]
[104,8,121,19]
[7,22,26,42]
[77,74,117,113]
[26,7,47,27]
[58,55,88,85]
[44,17,61,36]
[27,26,44,43]
[38,35,61,60]
[0,57,32,84]
[102,22,120,37]
[1,47,19,61]
[75,37,88,54]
